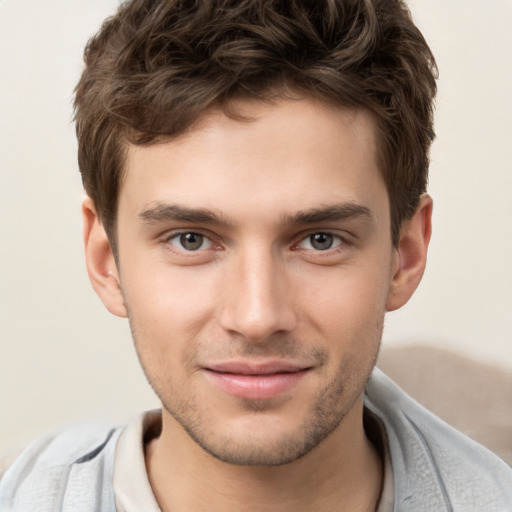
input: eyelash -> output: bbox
[294,232,347,252]
[163,230,348,255]
[164,230,217,253]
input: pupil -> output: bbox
[180,233,203,250]
[311,233,333,250]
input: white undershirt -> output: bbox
[113,410,394,512]
[113,411,161,512]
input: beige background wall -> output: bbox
[1,0,511,452]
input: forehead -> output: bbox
[119,97,387,224]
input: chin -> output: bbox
[167,397,353,467]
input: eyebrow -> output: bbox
[281,203,372,226]
[139,203,233,226]
[139,202,372,227]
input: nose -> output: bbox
[219,246,297,342]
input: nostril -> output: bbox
[219,301,297,342]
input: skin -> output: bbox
[83,97,432,511]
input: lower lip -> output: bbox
[202,369,309,400]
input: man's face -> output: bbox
[115,97,397,465]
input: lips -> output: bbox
[202,361,311,400]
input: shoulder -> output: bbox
[0,420,122,512]
[366,367,512,511]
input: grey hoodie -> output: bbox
[1,368,511,511]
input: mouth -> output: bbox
[201,361,313,401]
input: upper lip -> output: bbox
[204,361,311,375]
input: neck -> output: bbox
[145,398,383,512]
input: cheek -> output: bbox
[293,263,390,359]
[122,261,221,337]
[297,263,391,320]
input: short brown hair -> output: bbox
[74,0,437,251]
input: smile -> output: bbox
[202,362,312,400]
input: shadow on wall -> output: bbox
[377,344,512,466]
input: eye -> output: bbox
[297,232,344,251]
[168,232,213,252]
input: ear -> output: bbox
[386,194,433,312]
[82,196,127,318]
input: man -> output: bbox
[1,0,511,510]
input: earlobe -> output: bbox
[386,195,433,312]
[82,197,127,318]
